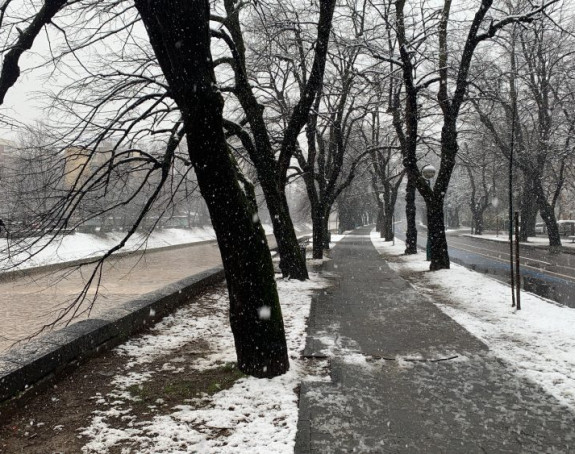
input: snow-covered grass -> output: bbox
[53,228,574,451]
[79,273,331,454]
[371,230,575,411]
[77,231,331,453]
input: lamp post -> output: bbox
[378,191,384,238]
[421,164,436,261]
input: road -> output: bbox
[405,225,575,307]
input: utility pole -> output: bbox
[509,24,517,308]
[514,211,521,310]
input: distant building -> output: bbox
[0,138,18,175]
[0,138,19,218]
[63,142,120,188]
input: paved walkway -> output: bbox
[296,226,575,453]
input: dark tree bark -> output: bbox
[393,0,554,270]
[0,0,68,104]
[134,0,289,377]
[323,215,331,250]
[404,173,418,254]
[376,203,384,233]
[216,0,336,279]
[533,178,562,250]
[382,191,394,241]
[322,214,331,249]
[309,203,331,258]
[311,204,326,259]
[428,198,450,270]
[519,177,538,240]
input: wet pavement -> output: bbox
[295,226,575,453]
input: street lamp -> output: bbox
[378,191,384,238]
[421,164,436,181]
[421,164,436,261]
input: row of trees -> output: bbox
[0,127,215,234]
[0,0,568,377]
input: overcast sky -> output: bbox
[0,36,53,141]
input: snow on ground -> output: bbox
[76,223,337,454]
[370,230,575,411]
[464,232,575,251]
[79,273,331,454]
[420,222,575,252]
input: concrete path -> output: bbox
[296,226,575,453]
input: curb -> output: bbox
[0,266,225,406]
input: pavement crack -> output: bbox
[367,354,459,363]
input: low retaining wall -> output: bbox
[0,266,225,406]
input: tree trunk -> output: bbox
[135,0,289,377]
[520,178,538,240]
[322,211,331,250]
[427,197,450,270]
[383,212,394,241]
[534,181,562,250]
[404,173,418,254]
[221,0,337,282]
[383,194,394,241]
[311,205,325,259]
[224,75,309,280]
[376,204,384,234]
[472,208,484,235]
[424,118,458,271]
[261,179,309,280]
[527,175,561,249]
[383,177,402,242]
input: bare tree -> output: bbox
[293,37,372,259]
[470,3,575,249]
[0,0,291,378]
[211,0,337,279]
[384,0,559,269]
[130,0,291,377]
[459,142,495,235]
